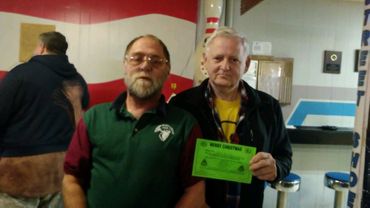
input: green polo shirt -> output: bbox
[68,93,201,208]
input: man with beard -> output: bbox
[62,34,205,208]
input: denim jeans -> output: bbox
[0,192,63,208]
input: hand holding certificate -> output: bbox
[192,138,256,184]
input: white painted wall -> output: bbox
[234,0,362,88]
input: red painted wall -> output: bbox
[0,0,197,107]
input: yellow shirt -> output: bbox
[214,97,240,143]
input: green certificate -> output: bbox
[192,138,256,184]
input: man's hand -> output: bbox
[63,85,84,126]
[63,174,87,208]
[175,181,206,208]
[249,152,277,181]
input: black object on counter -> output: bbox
[288,126,353,145]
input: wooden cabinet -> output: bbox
[243,55,293,105]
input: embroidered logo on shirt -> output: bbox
[154,124,174,142]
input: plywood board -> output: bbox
[19,23,55,62]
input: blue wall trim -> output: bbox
[287,101,356,126]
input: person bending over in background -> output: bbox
[170,27,292,208]
[0,31,89,207]
[62,34,205,208]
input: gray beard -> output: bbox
[124,76,164,100]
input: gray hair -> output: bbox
[205,27,249,57]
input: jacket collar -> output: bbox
[199,78,260,108]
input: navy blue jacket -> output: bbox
[0,55,89,156]
[170,79,292,208]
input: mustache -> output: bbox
[132,72,151,79]
[131,73,153,83]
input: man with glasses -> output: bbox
[62,34,205,208]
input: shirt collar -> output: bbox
[205,80,248,105]
[110,92,167,119]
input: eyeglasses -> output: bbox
[125,54,168,67]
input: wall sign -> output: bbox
[355,49,360,72]
[323,50,342,74]
[19,23,55,62]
